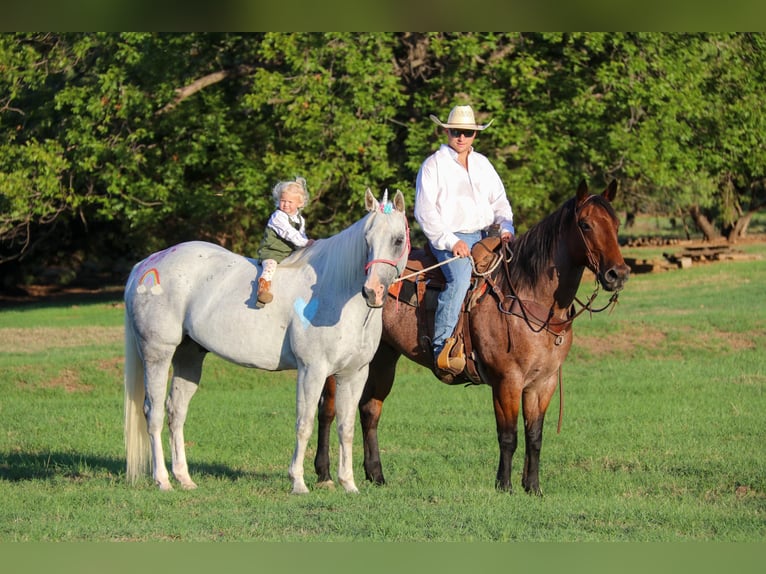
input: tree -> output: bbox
[2,33,765,289]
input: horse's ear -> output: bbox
[602,180,618,203]
[365,188,376,212]
[576,180,589,204]
[393,190,406,213]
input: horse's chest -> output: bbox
[291,307,382,366]
[518,330,572,381]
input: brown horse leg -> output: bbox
[521,382,557,496]
[492,381,521,493]
[521,415,545,495]
[314,376,336,485]
[359,343,400,485]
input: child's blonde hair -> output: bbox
[272,177,309,208]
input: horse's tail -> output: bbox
[124,312,150,485]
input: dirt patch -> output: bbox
[0,326,123,354]
[43,367,95,393]
[574,323,757,359]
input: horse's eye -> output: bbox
[578,220,591,232]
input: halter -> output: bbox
[363,198,411,276]
[571,195,621,316]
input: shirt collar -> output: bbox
[442,143,474,160]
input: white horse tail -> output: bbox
[124,314,150,484]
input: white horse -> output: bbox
[124,189,408,494]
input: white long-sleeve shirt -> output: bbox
[267,209,309,247]
[414,144,515,251]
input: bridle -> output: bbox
[574,195,604,282]
[492,195,620,336]
[571,195,622,317]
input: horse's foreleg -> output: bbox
[314,376,336,487]
[521,380,557,496]
[289,369,326,495]
[492,380,521,493]
[334,371,369,494]
[521,414,545,496]
[167,341,206,490]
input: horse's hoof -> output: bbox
[339,480,360,494]
[523,483,543,497]
[315,480,335,490]
[157,481,173,492]
[291,483,310,495]
[495,481,512,494]
[180,481,198,491]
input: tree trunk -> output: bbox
[724,212,754,243]
[688,205,721,242]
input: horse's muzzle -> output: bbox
[600,263,631,292]
[362,284,385,308]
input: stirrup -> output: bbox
[435,338,465,375]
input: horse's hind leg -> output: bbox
[142,348,176,491]
[167,338,207,490]
[314,376,336,488]
[359,344,400,485]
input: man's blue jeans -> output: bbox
[431,231,483,358]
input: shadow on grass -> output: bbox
[0,286,125,310]
[0,450,270,484]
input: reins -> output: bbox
[393,242,507,284]
[393,254,460,284]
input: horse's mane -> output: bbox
[506,194,617,291]
[279,214,371,295]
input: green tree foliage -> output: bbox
[1,33,765,287]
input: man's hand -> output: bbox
[452,239,471,258]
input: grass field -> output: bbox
[0,242,764,543]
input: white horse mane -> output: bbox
[279,214,371,294]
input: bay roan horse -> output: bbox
[315,181,629,495]
[123,189,409,494]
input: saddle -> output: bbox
[388,236,503,385]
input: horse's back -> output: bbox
[125,241,258,348]
[127,241,246,287]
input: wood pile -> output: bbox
[623,241,762,274]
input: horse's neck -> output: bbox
[511,248,585,318]
[550,245,586,312]
[292,221,367,292]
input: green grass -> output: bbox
[0,246,764,542]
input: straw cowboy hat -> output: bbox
[429,105,494,130]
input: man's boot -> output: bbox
[257,277,273,305]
